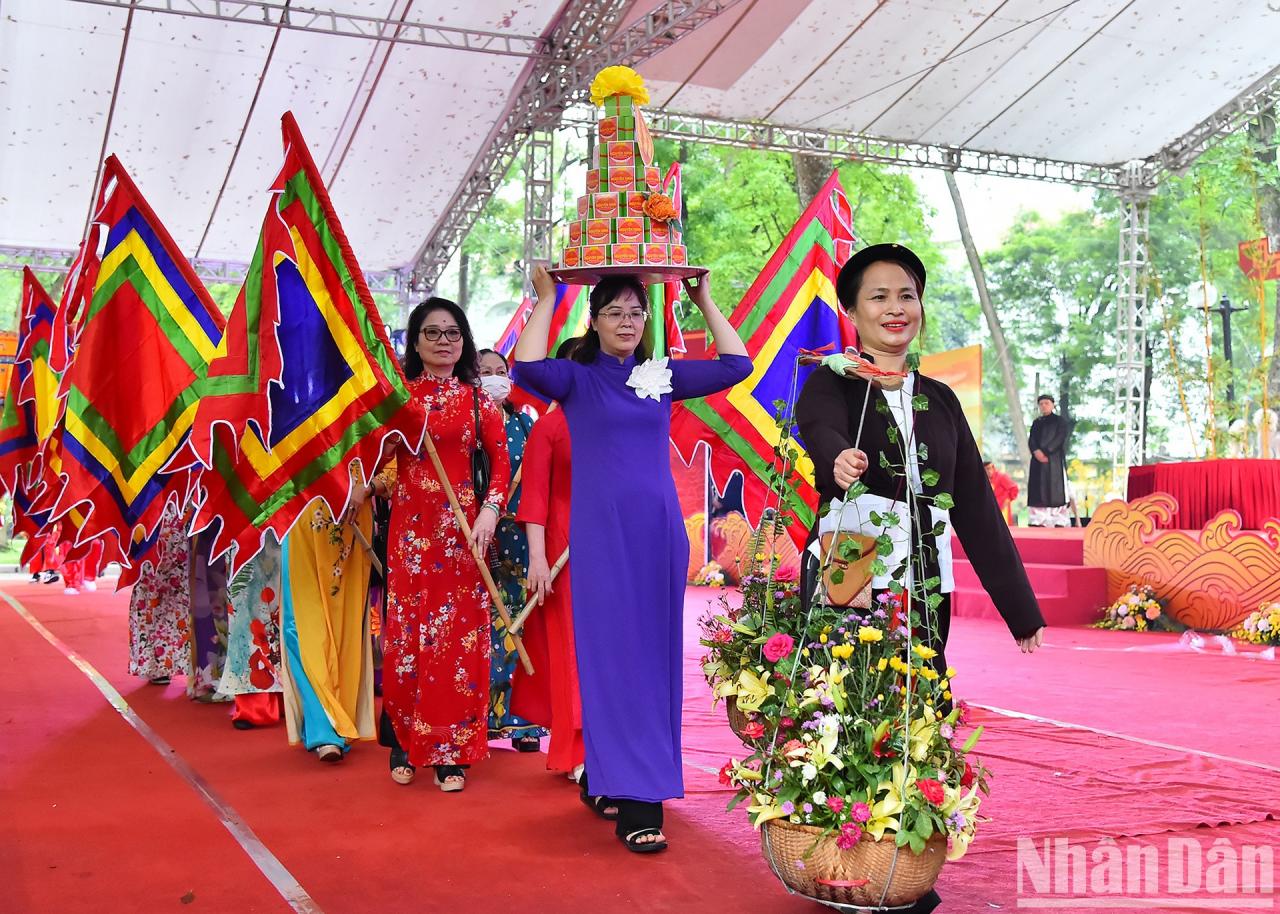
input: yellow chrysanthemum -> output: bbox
[918,667,940,681]
[889,656,909,674]
[590,66,650,106]
[876,657,889,672]
[858,626,884,643]
[831,644,854,660]
[913,644,938,660]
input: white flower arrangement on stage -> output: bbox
[627,356,673,401]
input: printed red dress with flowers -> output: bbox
[382,375,511,767]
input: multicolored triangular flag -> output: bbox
[38,155,225,559]
[186,112,421,575]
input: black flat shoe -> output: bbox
[232,719,255,730]
[513,735,541,753]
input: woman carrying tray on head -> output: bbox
[795,243,1046,688]
[513,265,750,854]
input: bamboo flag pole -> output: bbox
[349,523,384,579]
[508,547,569,636]
[506,463,523,505]
[420,432,534,675]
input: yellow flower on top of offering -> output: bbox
[590,65,650,106]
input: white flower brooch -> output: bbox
[626,356,673,402]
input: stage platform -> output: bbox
[952,527,1106,627]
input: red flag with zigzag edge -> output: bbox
[185,112,423,576]
[0,269,53,498]
[36,156,225,567]
[668,171,857,548]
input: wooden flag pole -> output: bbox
[508,547,569,636]
[420,431,534,675]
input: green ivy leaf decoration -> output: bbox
[848,480,870,499]
[921,468,941,487]
[871,558,888,576]
[917,443,929,461]
[906,352,921,372]
[886,426,899,444]
[875,399,891,416]
[879,452,892,469]
[934,492,955,510]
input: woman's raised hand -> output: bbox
[532,264,556,301]
[681,273,713,311]
[833,447,869,490]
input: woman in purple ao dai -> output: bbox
[514,266,750,854]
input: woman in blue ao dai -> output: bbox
[514,266,750,853]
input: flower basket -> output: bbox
[726,696,753,744]
[763,820,946,907]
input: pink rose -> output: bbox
[763,632,795,663]
[773,564,799,583]
[742,721,765,740]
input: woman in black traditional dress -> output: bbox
[796,243,1046,677]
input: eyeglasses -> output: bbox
[597,308,648,325]
[421,327,462,342]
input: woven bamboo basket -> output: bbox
[762,820,946,907]
[725,696,754,744]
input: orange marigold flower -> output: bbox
[643,193,679,223]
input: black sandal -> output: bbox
[433,765,465,792]
[513,735,541,753]
[390,749,415,785]
[577,772,619,820]
[619,827,668,854]
[615,799,667,854]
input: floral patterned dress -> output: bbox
[487,409,548,741]
[217,537,284,699]
[382,375,511,767]
[127,506,192,680]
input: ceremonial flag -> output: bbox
[38,155,225,558]
[187,112,419,574]
[669,171,857,547]
[494,296,534,358]
[0,269,54,496]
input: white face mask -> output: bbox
[480,373,512,402]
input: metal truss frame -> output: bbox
[408,0,747,295]
[1112,165,1154,473]
[1153,62,1280,178]
[608,109,1130,189]
[0,244,407,299]
[522,130,555,284]
[63,0,547,58]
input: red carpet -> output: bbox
[3,580,1276,913]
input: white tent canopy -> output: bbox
[0,0,561,271]
[2,0,1278,274]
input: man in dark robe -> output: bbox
[1027,395,1070,527]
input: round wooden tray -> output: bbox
[547,264,708,286]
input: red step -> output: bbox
[952,527,1087,566]
[950,557,1106,627]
